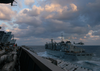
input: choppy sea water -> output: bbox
[27,45,100,71]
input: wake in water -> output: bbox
[28,46,100,71]
[37,51,50,57]
[37,51,59,59]
[75,59,100,71]
[37,51,100,71]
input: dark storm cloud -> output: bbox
[47,0,100,26]
[14,0,100,42]
[15,16,41,27]
[18,24,29,29]
[43,0,100,27]
[43,19,89,34]
[16,36,48,45]
[51,10,78,20]
[13,26,45,38]
[14,18,89,39]
[77,0,100,26]
[15,7,44,27]
[22,8,40,16]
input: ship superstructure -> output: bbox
[0,31,16,45]
[45,39,93,61]
[0,30,18,71]
[73,41,84,45]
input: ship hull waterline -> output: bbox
[46,49,92,61]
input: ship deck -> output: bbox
[0,46,93,71]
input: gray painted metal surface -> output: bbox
[20,47,64,71]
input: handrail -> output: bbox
[20,47,64,71]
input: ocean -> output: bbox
[27,45,100,71]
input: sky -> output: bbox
[0,0,100,45]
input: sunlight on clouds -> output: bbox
[79,38,83,40]
[0,12,5,19]
[11,27,21,34]
[70,3,77,12]
[79,38,89,43]
[68,37,77,40]
[14,38,19,40]
[0,23,15,32]
[0,23,8,30]
[86,30,99,38]
[84,36,86,38]
[45,3,68,13]
[6,29,10,32]
[45,4,60,12]
[87,24,91,28]
[19,8,30,16]
[64,36,77,42]
[32,5,44,14]
[0,0,100,45]
[79,38,87,42]
[58,37,61,39]
[90,35,99,38]
[17,6,44,17]
[25,0,34,6]
[73,37,77,39]
[45,15,53,19]
[0,6,15,20]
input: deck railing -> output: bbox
[19,47,64,71]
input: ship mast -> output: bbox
[13,34,14,39]
[61,33,64,41]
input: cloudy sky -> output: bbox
[0,0,100,45]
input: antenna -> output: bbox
[61,33,63,41]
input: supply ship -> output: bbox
[0,30,93,71]
[45,39,93,61]
[0,30,65,71]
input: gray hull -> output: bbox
[46,49,92,61]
